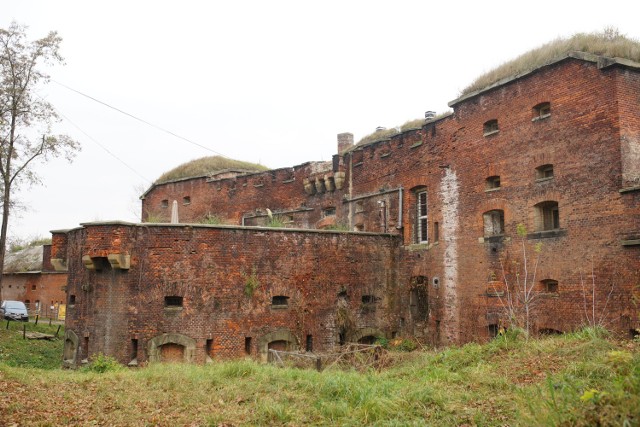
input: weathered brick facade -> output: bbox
[1,244,67,317]
[57,52,639,366]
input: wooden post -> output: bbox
[5,320,9,329]
[55,325,61,338]
[49,318,52,326]
[35,315,39,326]
[23,324,26,339]
[315,356,322,372]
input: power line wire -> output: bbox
[36,90,151,183]
[59,109,152,184]
[52,80,230,158]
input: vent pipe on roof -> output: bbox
[425,111,436,120]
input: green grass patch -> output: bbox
[461,27,640,96]
[0,329,637,425]
[0,320,63,369]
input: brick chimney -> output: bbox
[337,132,354,154]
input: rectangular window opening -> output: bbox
[271,295,289,308]
[164,296,184,307]
[244,337,252,355]
[130,339,138,362]
[306,334,313,352]
[206,338,213,359]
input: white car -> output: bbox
[0,300,29,322]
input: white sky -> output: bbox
[3,1,640,241]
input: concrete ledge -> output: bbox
[527,229,567,240]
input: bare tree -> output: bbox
[580,257,615,329]
[0,22,80,299]
[492,223,543,337]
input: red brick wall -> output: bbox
[63,56,640,365]
[63,223,400,365]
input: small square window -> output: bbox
[161,199,169,208]
[483,119,499,136]
[361,295,378,304]
[271,295,289,308]
[486,176,501,190]
[541,279,558,293]
[533,102,551,121]
[536,164,554,180]
[31,284,37,291]
[323,207,336,217]
[164,296,183,307]
[183,196,191,205]
[355,201,364,213]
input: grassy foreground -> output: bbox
[0,328,638,426]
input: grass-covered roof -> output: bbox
[155,156,269,184]
[353,113,452,148]
[461,28,640,96]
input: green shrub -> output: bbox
[83,353,122,373]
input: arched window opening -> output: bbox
[534,201,559,231]
[483,210,505,237]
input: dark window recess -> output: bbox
[271,295,289,307]
[536,164,554,180]
[355,201,364,213]
[483,210,505,237]
[541,279,559,293]
[488,324,499,338]
[486,175,501,189]
[164,296,184,307]
[338,332,346,346]
[31,284,37,291]
[483,119,499,135]
[306,334,313,352]
[69,294,76,305]
[244,337,252,354]
[161,199,169,208]
[533,102,551,119]
[361,295,377,304]
[206,339,213,359]
[130,339,138,362]
[409,278,429,322]
[535,201,559,231]
[433,222,440,242]
[323,207,336,217]
[83,336,89,359]
[183,196,191,205]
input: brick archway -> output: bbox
[257,329,298,361]
[147,333,196,363]
[351,327,385,344]
[63,329,79,368]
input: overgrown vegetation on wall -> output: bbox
[155,155,269,184]
[462,27,640,95]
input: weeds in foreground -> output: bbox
[0,329,637,426]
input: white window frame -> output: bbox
[416,191,428,243]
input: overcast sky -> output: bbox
[3,1,639,241]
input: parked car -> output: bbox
[0,300,29,322]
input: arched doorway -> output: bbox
[147,333,196,363]
[257,329,298,361]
